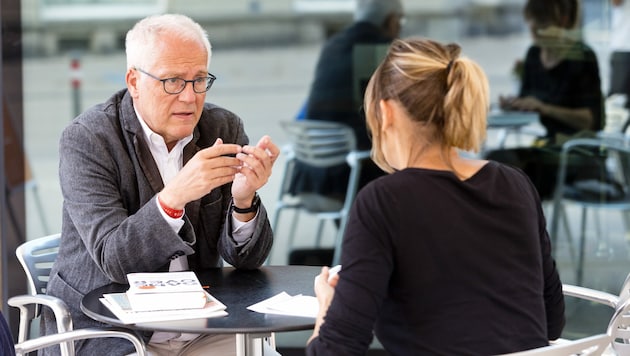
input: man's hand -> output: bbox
[231,135,280,207]
[159,138,242,210]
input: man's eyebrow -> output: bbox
[162,70,209,78]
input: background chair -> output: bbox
[270,120,370,265]
[7,233,146,356]
[549,137,630,286]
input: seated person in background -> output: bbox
[609,0,630,108]
[306,37,565,355]
[288,0,405,205]
[43,14,279,356]
[486,0,603,200]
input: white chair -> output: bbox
[7,233,146,356]
[270,121,370,265]
[13,327,146,356]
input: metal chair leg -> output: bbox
[577,207,588,286]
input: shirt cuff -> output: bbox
[231,211,258,245]
[156,197,185,232]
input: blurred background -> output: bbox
[2,0,626,352]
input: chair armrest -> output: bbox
[346,150,371,167]
[8,294,73,343]
[14,327,146,356]
[281,143,295,160]
[562,284,620,309]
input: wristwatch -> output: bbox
[232,193,260,214]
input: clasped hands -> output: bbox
[158,135,280,212]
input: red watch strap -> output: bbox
[158,195,184,219]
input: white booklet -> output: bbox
[247,292,318,318]
[100,291,227,324]
[125,271,207,311]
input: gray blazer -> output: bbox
[42,89,274,355]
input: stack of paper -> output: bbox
[100,271,227,324]
[247,292,318,318]
[125,271,207,311]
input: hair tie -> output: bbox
[446,60,455,74]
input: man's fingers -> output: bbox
[255,136,280,163]
[198,143,242,159]
[210,156,242,169]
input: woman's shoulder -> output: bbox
[481,160,540,194]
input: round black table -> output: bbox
[81,265,320,356]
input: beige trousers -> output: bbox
[128,334,281,356]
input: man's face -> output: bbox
[127,33,209,149]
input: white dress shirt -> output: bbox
[135,110,257,343]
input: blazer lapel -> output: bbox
[134,134,164,193]
[120,93,164,194]
[183,130,202,225]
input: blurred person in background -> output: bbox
[306,37,565,355]
[486,0,604,201]
[287,0,404,215]
[43,14,280,356]
[609,0,630,108]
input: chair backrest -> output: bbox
[553,137,630,205]
[280,120,357,168]
[16,233,61,295]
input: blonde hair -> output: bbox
[364,37,489,173]
[125,14,212,71]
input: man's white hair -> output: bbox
[125,14,212,71]
[354,0,404,27]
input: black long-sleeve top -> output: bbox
[520,42,603,139]
[307,161,565,355]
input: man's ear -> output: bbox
[126,69,139,98]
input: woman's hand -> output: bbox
[308,266,340,344]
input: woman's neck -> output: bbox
[405,145,486,180]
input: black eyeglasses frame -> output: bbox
[135,67,216,94]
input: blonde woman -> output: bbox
[306,38,565,355]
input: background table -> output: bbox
[487,110,540,149]
[81,265,321,356]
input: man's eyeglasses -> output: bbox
[135,68,216,94]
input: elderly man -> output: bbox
[43,14,280,356]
